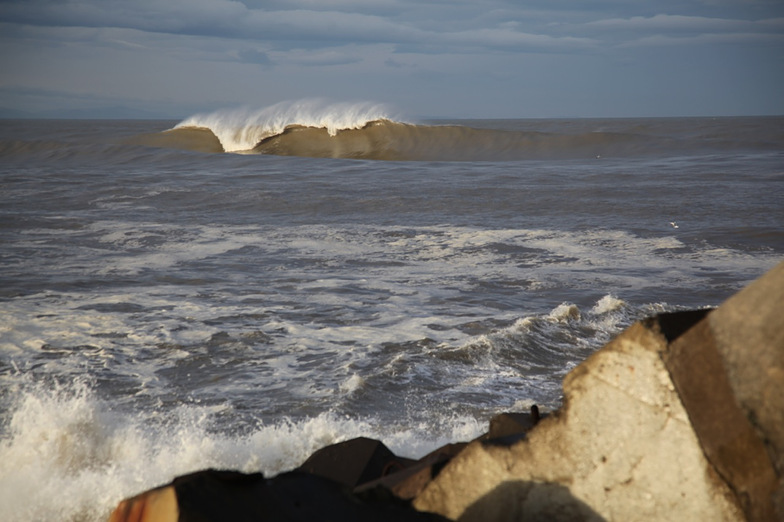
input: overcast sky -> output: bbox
[1,0,783,119]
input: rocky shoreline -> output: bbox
[109,261,784,522]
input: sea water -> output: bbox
[1,104,782,521]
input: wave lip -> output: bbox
[175,100,397,153]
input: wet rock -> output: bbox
[297,436,414,489]
[355,443,468,501]
[109,468,449,522]
[479,405,546,445]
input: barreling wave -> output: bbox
[126,100,779,161]
[175,100,397,153]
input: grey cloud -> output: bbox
[442,27,597,52]
[237,48,272,66]
[3,0,783,119]
[553,13,784,49]
[0,1,417,41]
[270,47,365,67]
[620,30,784,47]
[0,0,595,54]
[3,1,781,58]
[240,9,426,45]
[585,14,775,33]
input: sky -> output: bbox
[1,0,783,119]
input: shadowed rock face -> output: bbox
[297,437,408,489]
[109,262,784,522]
[664,318,778,521]
[707,262,784,477]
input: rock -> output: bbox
[109,483,177,522]
[708,262,784,476]
[412,261,784,521]
[669,260,784,520]
[109,468,450,522]
[480,406,546,444]
[663,320,778,521]
[297,436,414,489]
[355,443,468,500]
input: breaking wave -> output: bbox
[0,377,483,522]
[136,100,693,161]
[174,100,396,153]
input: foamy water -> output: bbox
[1,107,782,521]
[0,377,484,521]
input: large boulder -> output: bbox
[297,437,409,489]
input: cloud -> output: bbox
[241,9,425,46]
[0,0,248,32]
[384,57,406,68]
[0,0,593,54]
[0,1,418,43]
[585,14,771,33]
[270,47,365,67]
[560,13,784,48]
[442,27,596,52]
[237,48,272,66]
[620,31,784,47]
[2,0,783,118]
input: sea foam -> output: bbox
[0,378,481,522]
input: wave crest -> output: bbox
[175,100,397,153]
[148,100,724,161]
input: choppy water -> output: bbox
[1,106,782,521]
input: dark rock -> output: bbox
[298,436,413,489]
[173,469,268,522]
[355,442,468,500]
[473,405,548,446]
[645,308,712,342]
[487,405,543,439]
[110,468,450,522]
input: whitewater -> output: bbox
[174,100,397,152]
[1,102,782,521]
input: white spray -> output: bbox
[175,99,398,152]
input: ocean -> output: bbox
[1,102,782,521]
